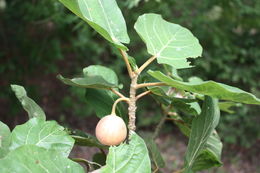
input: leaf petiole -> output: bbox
[136,90,151,100]
[109,88,127,98]
[136,82,166,89]
[119,49,134,78]
[137,55,157,74]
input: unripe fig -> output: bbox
[95,114,127,146]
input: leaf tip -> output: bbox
[10,84,27,98]
[56,74,64,80]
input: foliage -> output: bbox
[0,145,85,173]
[184,96,220,172]
[134,13,202,69]
[101,132,151,173]
[1,0,260,172]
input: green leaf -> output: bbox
[85,89,114,117]
[58,65,121,89]
[85,89,127,121]
[175,122,191,137]
[148,86,193,101]
[59,0,129,50]
[193,132,222,171]
[171,99,201,116]
[70,129,108,149]
[11,85,46,120]
[163,65,183,81]
[83,65,119,86]
[184,96,220,172]
[58,75,118,89]
[0,145,84,173]
[148,86,200,115]
[171,67,183,81]
[144,137,165,168]
[175,122,222,171]
[219,101,242,113]
[134,13,202,69]
[188,76,204,83]
[10,118,74,157]
[128,56,138,72]
[148,70,260,105]
[101,132,151,173]
[0,121,11,158]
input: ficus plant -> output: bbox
[0,0,260,173]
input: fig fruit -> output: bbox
[95,114,127,146]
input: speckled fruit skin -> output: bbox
[95,114,127,146]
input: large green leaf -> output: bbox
[148,86,200,115]
[58,75,118,89]
[59,0,129,50]
[85,89,127,121]
[58,65,121,89]
[192,132,222,171]
[10,118,74,157]
[0,121,11,158]
[184,96,220,172]
[83,65,119,86]
[175,122,222,172]
[70,129,108,149]
[0,145,84,173]
[162,64,183,81]
[148,70,260,105]
[101,132,151,173]
[218,101,241,114]
[11,85,46,120]
[134,13,202,69]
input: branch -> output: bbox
[136,82,166,89]
[70,157,103,172]
[168,112,178,116]
[111,97,129,115]
[119,49,134,78]
[173,168,184,173]
[152,166,159,173]
[137,55,157,74]
[166,118,185,124]
[110,88,127,98]
[136,90,151,100]
[153,105,172,139]
[70,158,90,171]
[128,75,138,131]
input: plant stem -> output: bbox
[118,52,159,132]
[136,90,151,100]
[173,168,184,173]
[137,55,157,74]
[136,82,166,89]
[111,97,129,115]
[152,166,159,173]
[166,118,185,125]
[153,113,168,139]
[128,74,138,131]
[119,49,133,78]
[70,158,90,171]
[153,105,172,139]
[71,158,102,168]
[110,88,127,98]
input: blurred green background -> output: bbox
[0,0,259,172]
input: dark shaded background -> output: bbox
[0,0,260,172]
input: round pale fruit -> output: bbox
[95,114,127,146]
